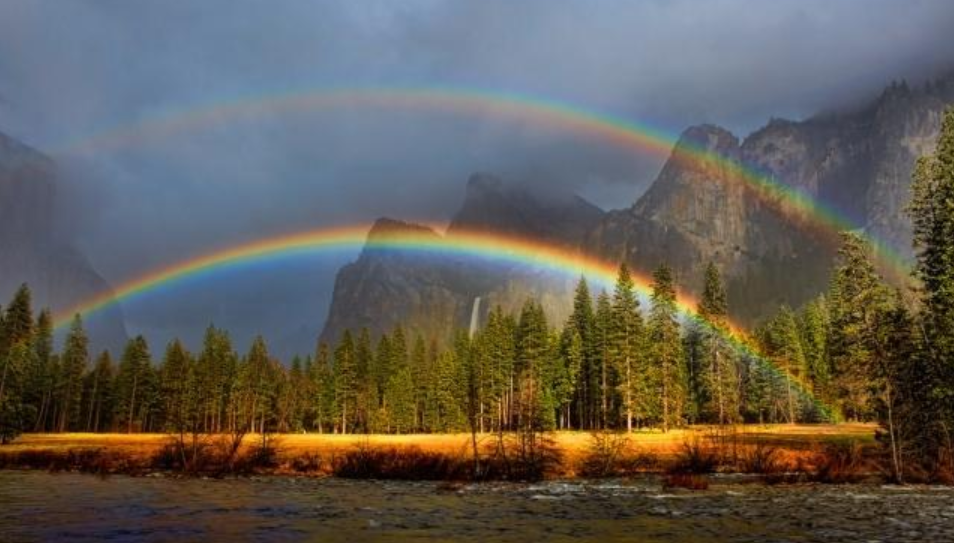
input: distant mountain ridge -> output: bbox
[321,74,954,341]
[319,174,602,344]
[0,130,127,351]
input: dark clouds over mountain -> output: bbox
[1,0,952,352]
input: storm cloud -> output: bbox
[1,0,952,353]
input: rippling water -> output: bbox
[1,471,952,542]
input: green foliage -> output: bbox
[114,336,153,433]
[906,106,954,476]
[694,263,740,425]
[828,232,892,420]
[649,264,686,432]
[56,316,89,432]
[610,262,645,431]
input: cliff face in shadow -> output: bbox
[0,130,127,351]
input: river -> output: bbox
[1,471,952,542]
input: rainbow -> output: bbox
[53,224,682,329]
[53,223,831,418]
[60,85,911,278]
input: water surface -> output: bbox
[1,471,952,542]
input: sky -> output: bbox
[1,0,953,355]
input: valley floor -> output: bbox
[1,424,877,479]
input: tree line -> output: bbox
[0,108,951,480]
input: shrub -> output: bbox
[668,438,719,475]
[810,441,867,484]
[332,445,470,480]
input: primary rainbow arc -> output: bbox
[54,223,831,417]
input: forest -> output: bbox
[1,109,952,483]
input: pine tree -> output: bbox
[568,277,597,429]
[515,299,553,430]
[434,348,465,431]
[310,342,334,433]
[384,326,415,432]
[648,264,686,432]
[238,336,278,435]
[869,294,918,482]
[333,331,357,433]
[1,284,34,349]
[481,305,516,431]
[114,336,152,433]
[555,326,582,429]
[354,328,374,432]
[828,232,891,420]
[409,334,431,431]
[28,310,55,431]
[56,316,89,432]
[696,262,739,425]
[593,291,614,429]
[800,296,832,401]
[285,356,308,432]
[84,351,115,432]
[196,325,237,433]
[610,262,644,432]
[907,105,954,474]
[159,339,196,434]
[0,284,34,441]
[759,306,808,423]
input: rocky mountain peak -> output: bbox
[675,124,741,157]
[465,171,505,195]
[449,172,603,246]
[366,217,439,241]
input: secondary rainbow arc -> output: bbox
[59,85,912,278]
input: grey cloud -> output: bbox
[0,0,951,353]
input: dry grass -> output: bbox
[0,424,877,480]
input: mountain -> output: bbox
[319,174,604,343]
[448,172,604,246]
[322,74,954,339]
[588,124,838,323]
[0,130,127,351]
[591,75,954,323]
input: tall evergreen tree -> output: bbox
[333,331,357,433]
[238,336,279,434]
[610,262,644,432]
[114,336,152,433]
[648,264,686,432]
[593,291,614,429]
[56,316,89,432]
[696,262,739,424]
[195,326,237,432]
[759,306,808,423]
[84,351,115,432]
[310,342,335,433]
[28,310,55,431]
[567,277,596,428]
[0,284,35,441]
[907,105,954,473]
[354,328,374,432]
[159,339,197,435]
[828,232,891,420]
[800,296,832,401]
[515,299,554,430]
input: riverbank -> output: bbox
[0,424,885,483]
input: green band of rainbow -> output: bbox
[53,223,831,417]
[60,85,911,279]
